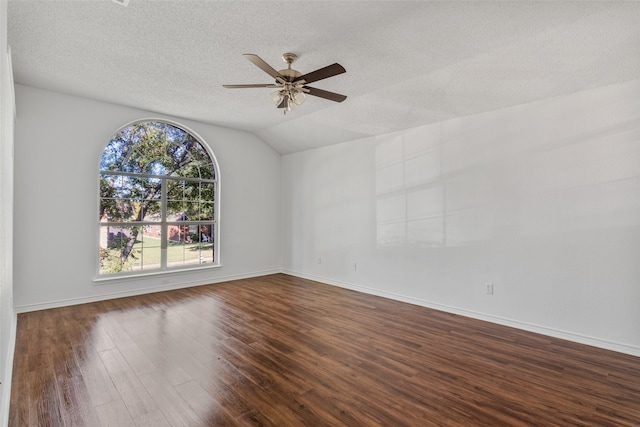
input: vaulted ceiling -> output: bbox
[7,1,640,154]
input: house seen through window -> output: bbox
[99,120,219,276]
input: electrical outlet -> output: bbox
[318,257,322,265]
[485,283,494,295]
[352,262,357,271]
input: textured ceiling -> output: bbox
[7,1,640,154]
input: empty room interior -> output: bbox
[1,1,640,426]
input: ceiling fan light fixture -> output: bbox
[275,94,289,110]
[292,90,306,106]
[270,90,284,105]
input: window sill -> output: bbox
[94,263,222,284]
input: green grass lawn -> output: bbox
[100,238,213,273]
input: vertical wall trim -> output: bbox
[7,46,15,121]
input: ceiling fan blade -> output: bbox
[223,84,280,88]
[294,63,346,85]
[304,86,347,103]
[243,54,284,81]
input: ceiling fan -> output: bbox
[223,53,347,114]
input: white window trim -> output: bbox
[96,118,221,280]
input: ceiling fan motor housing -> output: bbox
[278,68,302,82]
[279,53,302,82]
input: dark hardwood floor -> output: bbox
[8,274,640,426]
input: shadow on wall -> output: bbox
[374,83,640,249]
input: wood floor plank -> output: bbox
[138,371,208,427]
[27,370,65,427]
[173,380,223,419]
[132,332,193,387]
[132,410,172,427]
[56,375,102,427]
[71,343,122,408]
[94,399,136,427]
[9,273,640,426]
[97,348,158,419]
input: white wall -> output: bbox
[282,79,640,356]
[13,85,281,310]
[0,0,16,423]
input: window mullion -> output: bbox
[161,177,168,270]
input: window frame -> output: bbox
[96,119,221,281]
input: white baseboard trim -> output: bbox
[282,269,640,358]
[1,313,17,427]
[13,268,640,358]
[15,269,281,313]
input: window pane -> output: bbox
[167,223,190,243]
[166,225,190,267]
[99,225,141,274]
[201,183,214,200]
[100,175,126,221]
[200,202,214,221]
[100,174,122,196]
[167,203,186,219]
[197,242,215,264]
[166,179,186,219]
[167,179,185,200]
[183,181,199,201]
[100,174,164,222]
[112,175,135,196]
[141,200,162,221]
[199,224,215,264]
[98,225,166,274]
[184,201,199,219]
[165,223,214,267]
[195,224,214,245]
[137,230,161,271]
[139,177,163,199]
[114,199,138,222]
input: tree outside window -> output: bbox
[99,121,218,276]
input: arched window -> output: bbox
[98,120,219,276]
